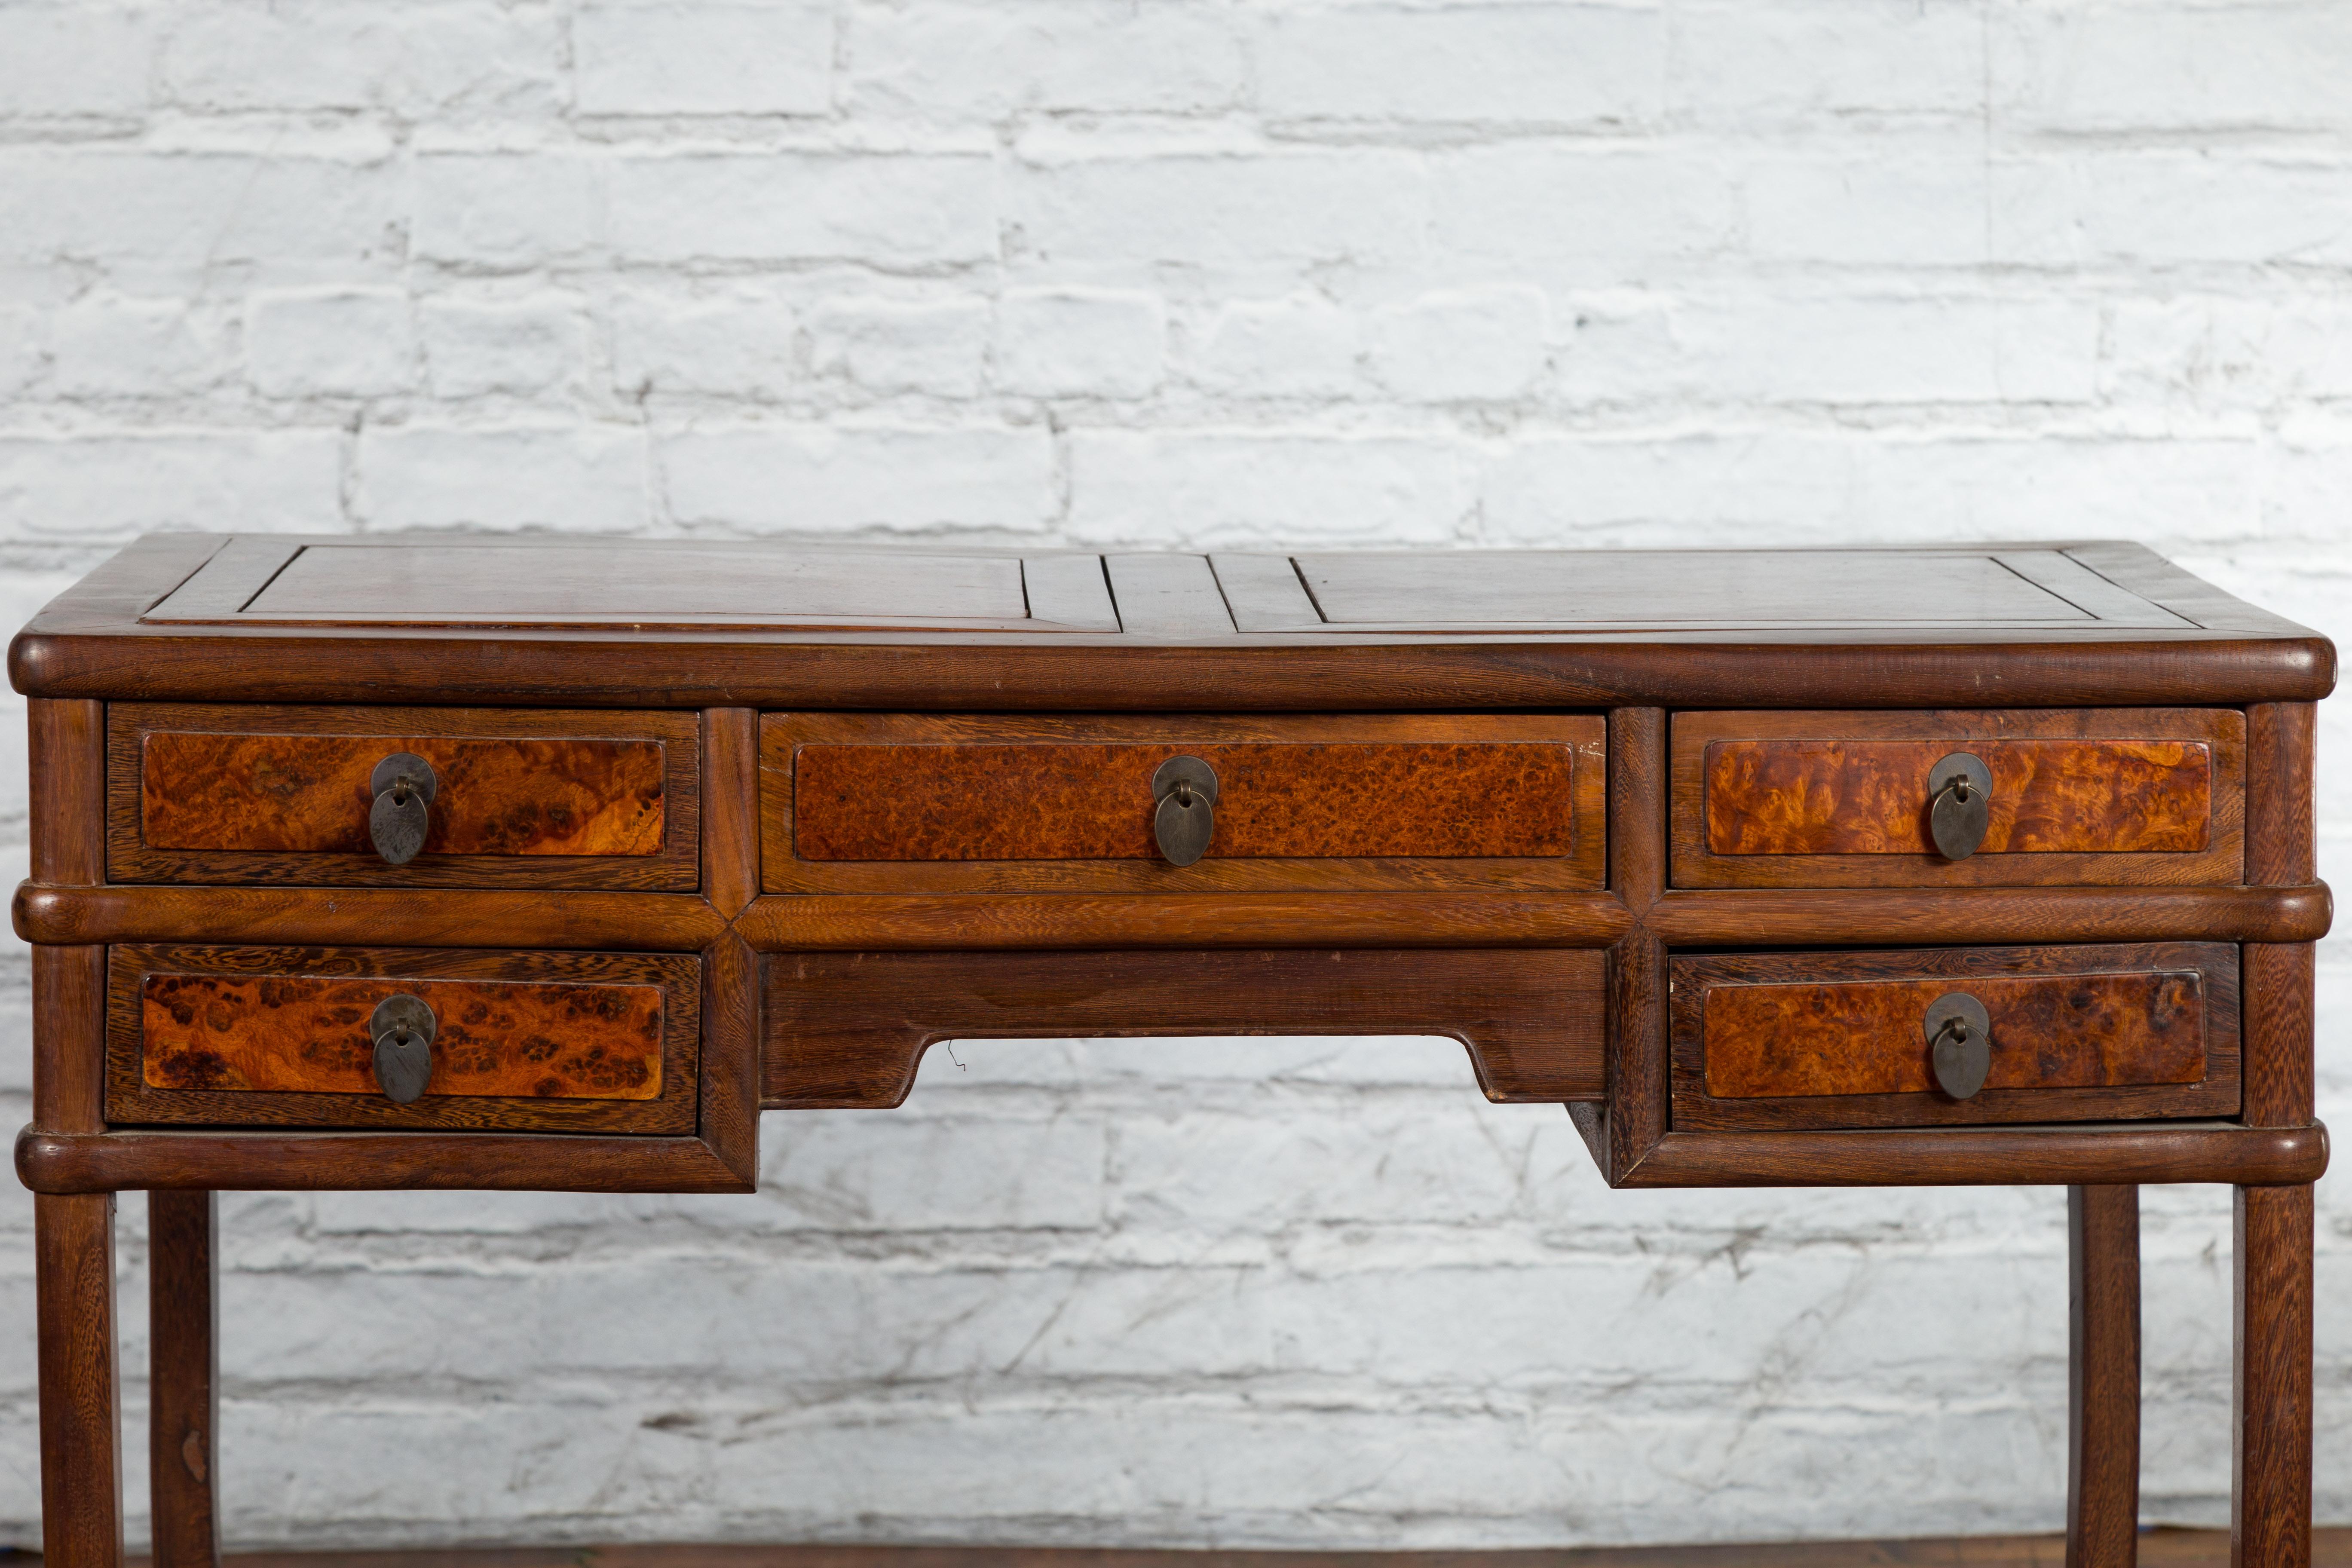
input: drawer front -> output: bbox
[763,713,1607,893]
[107,946,701,1133]
[1670,942,2239,1130]
[1671,708,2243,887]
[110,704,700,889]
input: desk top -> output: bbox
[11,533,2332,709]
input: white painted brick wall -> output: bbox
[0,0,2348,1550]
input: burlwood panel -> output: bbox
[139,972,665,1099]
[141,732,665,855]
[1671,709,2245,888]
[1669,943,2240,1131]
[108,705,700,891]
[106,946,699,1134]
[762,948,1606,1108]
[763,713,1607,894]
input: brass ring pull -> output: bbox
[370,993,437,1104]
[1926,751,1991,861]
[1152,756,1219,867]
[1923,992,1991,1100]
[368,752,438,865]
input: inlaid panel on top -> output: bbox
[132,537,2215,639]
[1213,548,2199,632]
[144,538,1122,631]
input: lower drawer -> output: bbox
[1669,942,2239,1130]
[106,945,701,1133]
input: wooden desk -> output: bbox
[10,535,2333,1567]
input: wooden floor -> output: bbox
[119,1537,2352,1568]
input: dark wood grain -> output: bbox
[734,891,1634,950]
[2236,1184,2314,1568]
[38,1191,123,1568]
[1576,707,1668,1185]
[1672,709,2246,889]
[15,883,729,952]
[108,704,700,891]
[17,1127,754,1194]
[764,714,1608,894]
[1105,553,1234,636]
[149,1190,219,1568]
[763,949,1606,1109]
[2069,1185,2140,1568]
[141,731,666,855]
[1705,737,2213,853]
[1646,884,2329,948]
[1670,945,2240,1132]
[1616,1123,2326,1190]
[698,708,764,1186]
[795,741,1580,861]
[32,697,106,886]
[138,971,665,1099]
[106,947,700,1135]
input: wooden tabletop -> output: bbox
[9,533,2332,709]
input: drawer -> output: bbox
[109,704,700,889]
[1670,942,2239,1130]
[106,945,701,1133]
[1671,708,2243,887]
[762,713,1607,893]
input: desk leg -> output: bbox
[37,1191,124,1568]
[150,1191,222,1568]
[2068,1184,2140,1568]
[2233,1183,2314,1568]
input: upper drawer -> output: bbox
[1670,708,2243,888]
[110,704,701,890]
[763,713,1607,893]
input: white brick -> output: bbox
[807,295,990,397]
[1257,3,1662,126]
[0,6,149,118]
[49,295,227,397]
[849,0,1245,118]
[1672,0,1982,125]
[246,287,415,398]
[613,288,801,398]
[411,153,597,267]
[662,422,1055,531]
[576,1,833,116]
[0,309,47,397]
[159,1,557,114]
[606,153,997,264]
[1189,294,1360,397]
[0,150,402,276]
[420,294,585,398]
[357,424,649,530]
[1366,286,1547,402]
[1672,296,2102,406]
[993,287,1164,398]
[1743,142,1990,265]
[1995,2,2352,134]
[1068,429,1468,545]
[1011,150,1427,265]
[1433,146,1736,265]
[0,432,341,539]
[1996,152,2352,268]
[2105,297,2352,410]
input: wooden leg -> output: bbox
[2234,1183,2314,1568]
[37,1191,124,1568]
[2068,1184,2140,1568]
[150,1191,222,1568]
